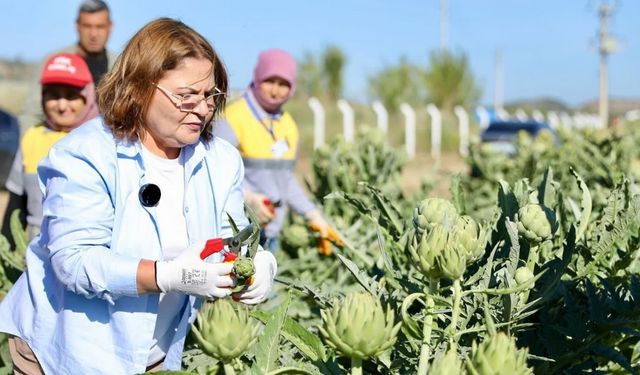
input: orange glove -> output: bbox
[308,211,344,256]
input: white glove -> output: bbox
[244,190,275,226]
[155,242,235,299]
[232,251,277,305]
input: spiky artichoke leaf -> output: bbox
[251,292,291,373]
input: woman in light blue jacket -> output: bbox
[0,18,277,374]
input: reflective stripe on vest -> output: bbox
[242,158,295,170]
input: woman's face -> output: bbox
[258,76,291,103]
[42,85,87,132]
[144,57,215,159]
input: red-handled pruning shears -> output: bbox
[263,199,282,215]
[200,225,254,262]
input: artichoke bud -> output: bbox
[517,204,558,244]
[319,292,401,360]
[514,267,535,289]
[191,299,261,363]
[233,257,255,280]
[467,332,533,375]
[453,215,488,262]
[435,244,467,280]
[413,198,459,233]
[282,223,312,249]
[429,349,464,375]
[410,225,450,279]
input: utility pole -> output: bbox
[597,1,618,128]
[440,0,448,50]
[494,48,504,113]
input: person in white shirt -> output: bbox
[0,18,277,374]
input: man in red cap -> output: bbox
[1,53,98,248]
[18,0,115,134]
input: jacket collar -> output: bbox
[115,136,208,176]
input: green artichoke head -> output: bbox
[282,223,312,249]
[435,244,468,280]
[467,332,533,375]
[516,204,558,244]
[318,292,401,360]
[514,267,535,289]
[191,299,261,363]
[453,215,489,262]
[413,198,459,233]
[429,349,465,375]
[233,257,255,279]
[409,224,450,279]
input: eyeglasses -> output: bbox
[153,83,225,112]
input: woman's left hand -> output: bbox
[232,251,277,305]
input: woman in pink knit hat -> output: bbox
[214,49,340,253]
[1,53,98,247]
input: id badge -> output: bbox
[271,139,289,159]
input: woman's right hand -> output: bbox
[155,242,235,299]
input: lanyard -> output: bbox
[244,92,279,141]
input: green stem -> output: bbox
[523,245,539,303]
[223,362,236,375]
[526,245,539,272]
[351,357,363,375]
[417,284,436,375]
[446,278,462,348]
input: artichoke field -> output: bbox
[1,125,640,374]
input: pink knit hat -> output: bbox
[251,49,297,112]
[253,49,297,92]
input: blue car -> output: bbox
[479,120,557,155]
[0,109,20,188]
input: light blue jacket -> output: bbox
[0,117,248,374]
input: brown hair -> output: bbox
[97,18,228,142]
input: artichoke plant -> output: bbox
[191,299,261,365]
[281,223,312,249]
[409,224,469,281]
[453,215,488,263]
[429,349,465,375]
[514,267,534,289]
[516,204,558,244]
[467,332,533,375]
[413,198,459,233]
[319,292,401,373]
[409,224,449,280]
[436,245,467,281]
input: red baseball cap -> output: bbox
[40,53,93,88]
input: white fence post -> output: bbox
[426,104,442,160]
[307,97,325,149]
[475,106,490,129]
[372,100,388,135]
[497,108,510,120]
[400,103,416,158]
[560,112,574,129]
[532,109,545,123]
[591,113,603,128]
[515,108,528,121]
[547,111,560,129]
[337,99,355,142]
[454,105,469,157]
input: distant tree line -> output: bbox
[296,46,481,114]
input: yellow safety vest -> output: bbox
[224,95,299,166]
[21,125,67,174]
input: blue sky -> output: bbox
[1,0,638,108]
